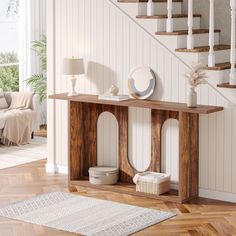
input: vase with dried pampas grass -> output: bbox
[185,63,207,108]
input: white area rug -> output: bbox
[0,192,176,236]
[0,136,47,169]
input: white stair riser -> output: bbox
[206,70,230,84]
[177,33,220,48]
[206,71,236,103]
[176,50,230,66]
[137,17,201,34]
[199,50,230,64]
[156,17,201,31]
[220,69,233,84]
[138,2,182,15]
[157,33,220,51]
[138,19,159,34]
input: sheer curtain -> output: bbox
[19,0,47,124]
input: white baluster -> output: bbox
[230,0,236,85]
[187,0,194,49]
[167,0,173,32]
[147,0,154,16]
[208,0,215,67]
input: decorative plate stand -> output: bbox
[128,66,156,100]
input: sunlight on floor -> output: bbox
[0,136,47,170]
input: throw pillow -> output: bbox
[9,92,33,110]
[0,92,8,109]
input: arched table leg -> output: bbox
[151,110,199,203]
[69,101,134,184]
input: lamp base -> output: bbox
[68,77,78,97]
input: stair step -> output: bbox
[118,0,183,2]
[176,45,230,53]
[137,14,201,19]
[207,62,233,71]
[217,83,236,88]
[156,29,221,35]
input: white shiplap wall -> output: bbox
[47,0,236,201]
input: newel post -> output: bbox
[230,0,236,85]
[167,0,173,32]
[208,0,215,67]
[187,0,194,49]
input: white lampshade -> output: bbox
[63,58,85,76]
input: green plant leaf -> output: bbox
[27,35,47,103]
[0,52,19,92]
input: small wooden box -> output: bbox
[133,172,170,195]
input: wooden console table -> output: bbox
[49,93,223,203]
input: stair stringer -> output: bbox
[106,0,236,202]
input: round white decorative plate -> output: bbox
[128,66,156,99]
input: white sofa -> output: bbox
[0,92,40,139]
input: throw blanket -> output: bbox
[0,111,6,129]
[1,92,36,146]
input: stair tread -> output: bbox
[176,45,231,53]
[207,62,233,71]
[137,14,201,19]
[118,0,183,2]
[217,83,236,88]
[156,29,221,35]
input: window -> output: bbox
[0,0,19,91]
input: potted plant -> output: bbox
[184,63,207,108]
[26,35,47,103]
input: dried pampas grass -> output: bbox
[185,63,207,88]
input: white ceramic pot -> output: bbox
[109,85,119,96]
[187,87,197,108]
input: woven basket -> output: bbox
[133,172,170,195]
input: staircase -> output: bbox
[114,0,236,103]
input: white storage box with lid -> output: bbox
[133,172,170,195]
[88,166,119,185]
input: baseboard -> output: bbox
[199,189,236,203]
[47,165,236,203]
[46,163,68,174]
[46,163,58,173]
[57,165,68,174]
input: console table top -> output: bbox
[49,93,223,114]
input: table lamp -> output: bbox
[63,58,85,96]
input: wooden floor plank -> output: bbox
[0,160,235,235]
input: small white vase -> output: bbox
[187,87,197,108]
[109,85,119,96]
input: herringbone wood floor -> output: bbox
[0,160,235,236]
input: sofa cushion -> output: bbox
[0,92,8,109]
[9,92,33,110]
